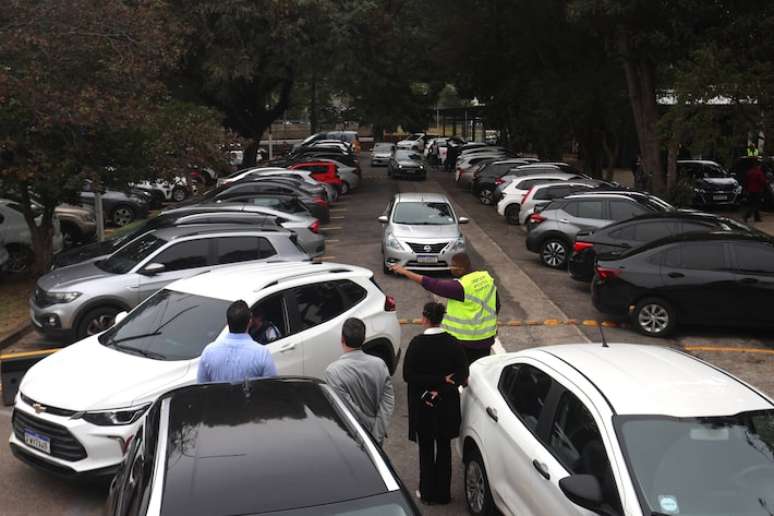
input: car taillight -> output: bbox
[313,197,328,208]
[596,266,621,280]
[521,187,534,204]
[384,295,396,312]
[573,241,593,253]
[529,213,546,224]
[309,220,320,234]
[495,178,505,185]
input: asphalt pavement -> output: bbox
[0,154,773,515]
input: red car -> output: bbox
[289,161,344,190]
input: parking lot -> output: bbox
[1,153,773,515]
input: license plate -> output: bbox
[713,195,727,201]
[417,255,438,264]
[24,430,51,454]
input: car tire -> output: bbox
[464,447,495,516]
[76,306,122,340]
[632,297,677,337]
[341,181,350,195]
[540,237,569,268]
[505,204,520,225]
[171,186,187,203]
[60,222,82,249]
[4,245,33,275]
[479,188,495,206]
[111,205,136,227]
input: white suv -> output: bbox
[11,262,401,478]
[460,343,774,516]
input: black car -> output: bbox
[388,149,426,180]
[591,231,774,337]
[52,207,280,268]
[80,180,151,227]
[569,212,753,281]
[676,160,742,208]
[106,378,420,516]
[470,158,532,204]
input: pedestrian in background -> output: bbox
[324,318,395,445]
[747,143,760,157]
[197,300,277,383]
[391,252,499,364]
[403,302,469,506]
[743,162,766,223]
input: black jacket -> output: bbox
[403,331,469,442]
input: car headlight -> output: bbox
[81,403,150,426]
[695,188,706,193]
[48,291,81,304]
[397,164,403,169]
[450,237,465,251]
[385,233,404,251]
[735,185,743,193]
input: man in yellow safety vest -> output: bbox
[390,253,499,364]
[747,143,760,157]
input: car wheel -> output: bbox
[77,306,121,339]
[540,238,569,268]
[111,205,135,227]
[479,188,495,205]
[341,181,350,195]
[4,245,33,275]
[503,204,518,225]
[61,223,82,249]
[633,297,676,337]
[465,447,495,516]
[171,186,187,203]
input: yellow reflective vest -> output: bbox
[748,147,760,157]
[441,271,497,341]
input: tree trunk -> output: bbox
[666,140,679,191]
[243,139,260,168]
[618,32,663,194]
[19,184,54,275]
[601,131,619,182]
[310,72,318,134]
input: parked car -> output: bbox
[216,167,288,187]
[494,163,585,200]
[52,203,97,248]
[525,192,674,268]
[0,238,9,270]
[289,148,358,166]
[460,343,774,516]
[0,200,64,274]
[456,154,510,190]
[12,261,401,477]
[308,140,352,154]
[470,158,533,204]
[80,180,151,227]
[328,130,362,154]
[106,378,419,516]
[517,180,612,225]
[677,160,742,208]
[371,142,396,166]
[569,212,752,282]
[248,169,338,201]
[387,149,427,180]
[312,158,362,193]
[396,133,426,151]
[131,178,192,208]
[379,192,468,273]
[32,224,308,341]
[288,161,345,193]
[496,172,588,225]
[592,231,774,336]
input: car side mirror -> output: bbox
[141,263,165,276]
[377,215,389,223]
[558,474,604,512]
[114,311,128,325]
[458,217,470,224]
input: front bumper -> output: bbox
[371,156,390,166]
[496,199,508,216]
[391,167,426,179]
[693,191,741,207]
[29,297,82,335]
[383,240,461,271]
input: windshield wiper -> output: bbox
[111,342,167,360]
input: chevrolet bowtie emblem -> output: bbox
[32,403,46,414]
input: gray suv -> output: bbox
[525,192,673,268]
[32,224,309,341]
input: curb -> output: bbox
[398,318,626,328]
[0,323,33,352]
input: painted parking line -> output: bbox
[684,345,774,356]
[321,226,343,231]
[318,256,337,261]
[330,216,346,220]
[325,239,340,243]
[330,208,348,212]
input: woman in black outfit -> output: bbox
[403,302,469,505]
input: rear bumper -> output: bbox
[568,250,595,282]
[590,279,631,316]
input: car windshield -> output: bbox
[393,202,455,225]
[640,195,675,212]
[96,233,166,274]
[374,144,393,152]
[98,289,229,361]
[616,411,774,516]
[395,151,422,161]
[700,165,728,178]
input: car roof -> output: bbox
[159,378,393,516]
[521,344,772,417]
[167,261,370,301]
[149,223,288,241]
[677,159,723,166]
[513,172,579,182]
[393,192,449,203]
[603,211,742,226]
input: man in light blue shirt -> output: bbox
[197,300,278,383]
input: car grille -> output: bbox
[20,393,78,418]
[406,242,449,254]
[407,260,449,268]
[12,410,87,462]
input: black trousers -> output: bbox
[744,192,763,222]
[464,346,491,365]
[418,433,452,503]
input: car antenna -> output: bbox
[599,322,609,348]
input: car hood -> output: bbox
[21,338,191,410]
[392,224,460,239]
[37,260,113,290]
[696,177,738,189]
[52,239,119,268]
[372,151,392,158]
[397,160,422,167]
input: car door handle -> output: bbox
[668,272,685,278]
[532,459,550,480]
[485,407,498,422]
[559,218,569,223]
[279,343,296,353]
[739,277,759,284]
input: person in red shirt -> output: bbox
[743,163,766,223]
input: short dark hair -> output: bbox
[342,318,366,348]
[422,302,446,325]
[252,306,265,319]
[451,252,472,273]
[227,300,252,333]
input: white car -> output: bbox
[516,181,602,225]
[0,200,63,273]
[459,343,774,516]
[11,262,401,478]
[216,167,289,187]
[217,168,338,202]
[496,173,585,222]
[396,133,425,151]
[132,177,191,204]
